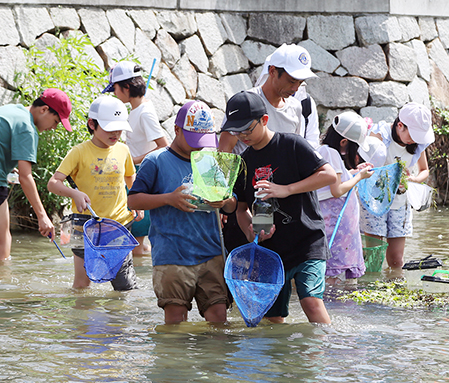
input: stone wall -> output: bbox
[2,4,449,138]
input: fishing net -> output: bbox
[83,218,139,283]
[357,162,403,217]
[224,240,285,327]
[191,150,242,202]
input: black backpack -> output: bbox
[301,93,312,139]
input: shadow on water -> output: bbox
[0,208,449,382]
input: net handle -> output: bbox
[66,176,100,220]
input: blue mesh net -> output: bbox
[83,218,139,283]
[357,162,402,217]
[224,241,284,327]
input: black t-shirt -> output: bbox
[234,132,331,270]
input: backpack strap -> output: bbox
[301,93,312,139]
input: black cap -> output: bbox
[221,91,267,132]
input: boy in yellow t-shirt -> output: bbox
[48,96,142,290]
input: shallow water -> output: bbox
[1,208,449,382]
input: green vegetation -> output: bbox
[338,280,449,309]
[10,33,109,227]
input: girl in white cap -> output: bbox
[360,102,435,270]
[317,112,374,284]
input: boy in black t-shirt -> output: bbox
[222,91,337,324]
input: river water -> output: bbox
[1,208,449,382]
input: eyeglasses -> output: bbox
[229,119,261,136]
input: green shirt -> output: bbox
[0,104,38,187]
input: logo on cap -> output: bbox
[298,52,309,66]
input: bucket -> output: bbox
[421,270,449,293]
[402,256,443,289]
[59,214,91,248]
[361,234,388,272]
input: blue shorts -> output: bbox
[265,259,326,318]
[360,204,413,238]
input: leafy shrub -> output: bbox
[10,33,109,227]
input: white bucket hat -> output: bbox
[332,111,370,152]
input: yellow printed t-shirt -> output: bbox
[57,140,135,225]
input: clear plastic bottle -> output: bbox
[7,172,19,184]
[252,189,273,234]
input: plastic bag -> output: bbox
[407,182,433,211]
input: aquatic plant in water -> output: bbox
[337,280,449,309]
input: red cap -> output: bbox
[40,88,72,132]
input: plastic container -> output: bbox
[6,172,19,184]
[59,214,91,248]
[402,256,443,289]
[421,270,449,293]
[181,182,212,212]
[361,234,388,272]
[252,189,273,234]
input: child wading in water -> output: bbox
[48,96,142,290]
[317,112,374,284]
[222,91,337,324]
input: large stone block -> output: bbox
[355,16,402,46]
[307,15,355,51]
[159,63,186,104]
[387,43,417,82]
[248,14,306,46]
[197,73,226,110]
[220,13,247,45]
[107,9,135,50]
[307,75,369,108]
[299,39,340,74]
[241,40,276,66]
[34,33,60,64]
[196,12,227,55]
[14,5,54,48]
[398,16,420,42]
[360,106,398,124]
[180,34,209,73]
[78,8,110,47]
[407,76,430,108]
[134,28,162,73]
[0,7,19,46]
[0,86,15,105]
[427,38,449,83]
[428,61,449,109]
[336,44,388,81]
[146,80,174,121]
[98,37,129,68]
[369,81,409,107]
[220,73,253,100]
[156,10,197,39]
[436,19,449,49]
[209,44,250,78]
[155,29,181,69]
[0,46,27,87]
[128,9,159,40]
[408,39,431,82]
[419,17,438,42]
[172,54,198,99]
[66,30,105,72]
[49,7,80,30]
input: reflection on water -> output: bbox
[0,208,448,382]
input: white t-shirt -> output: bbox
[316,144,351,201]
[126,101,165,161]
[232,86,304,155]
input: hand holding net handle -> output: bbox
[66,176,100,220]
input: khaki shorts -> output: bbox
[153,255,229,317]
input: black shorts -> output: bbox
[0,186,9,206]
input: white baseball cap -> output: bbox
[102,61,141,93]
[332,111,370,152]
[255,44,317,87]
[88,96,132,132]
[398,102,434,145]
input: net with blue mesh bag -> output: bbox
[224,235,285,327]
[83,218,139,283]
[357,161,403,217]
